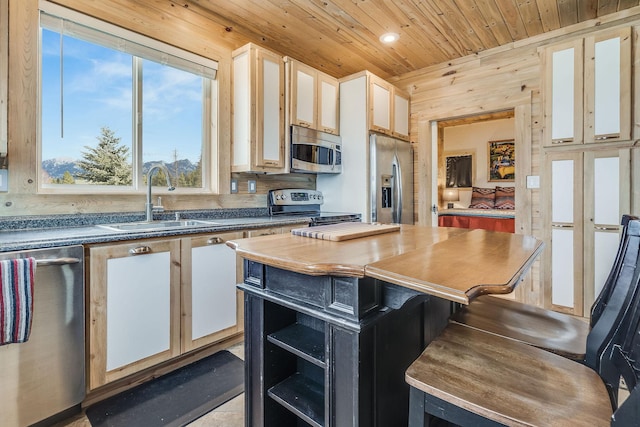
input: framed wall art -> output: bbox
[488,139,515,182]
[445,154,473,188]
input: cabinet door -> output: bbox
[232,48,252,171]
[232,44,285,173]
[256,48,285,169]
[544,152,584,315]
[543,39,584,146]
[584,27,631,143]
[290,60,317,129]
[393,89,410,140]
[88,239,181,389]
[318,72,339,134]
[247,227,282,237]
[181,232,243,353]
[583,149,630,310]
[544,149,629,317]
[369,75,392,134]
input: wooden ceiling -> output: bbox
[181,0,640,79]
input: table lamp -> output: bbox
[443,188,459,209]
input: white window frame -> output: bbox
[37,0,219,194]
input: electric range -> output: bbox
[268,189,361,226]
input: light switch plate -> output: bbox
[230,179,238,193]
[526,175,540,189]
[248,180,257,193]
[0,169,7,192]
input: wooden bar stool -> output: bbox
[451,215,639,364]
[405,236,640,426]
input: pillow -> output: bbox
[495,186,515,210]
[468,187,495,209]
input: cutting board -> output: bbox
[291,222,401,241]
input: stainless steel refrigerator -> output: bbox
[316,130,414,224]
[370,133,414,224]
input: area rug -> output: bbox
[86,350,244,427]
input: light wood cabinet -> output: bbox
[88,239,181,389]
[246,223,307,238]
[180,232,243,353]
[543,148,631,316]
[247,227,281,237]
[369,74,410,140]
[287,58,340,135]
[88,232,242,390]
[232,43,285,173]
[543,27,631,146]
[317,71,410,218]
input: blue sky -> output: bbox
[41,29,204,164]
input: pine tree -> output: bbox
[147,167,170,186]
[76,127,132,185]
[59,170,75,184]
[186,157,202,188]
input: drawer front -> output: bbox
[243,263,381,320]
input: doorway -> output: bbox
[438,112,515,210]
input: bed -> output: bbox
[438,186,515,233]
[438,208,515,232]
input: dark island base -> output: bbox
[240,261,452,427]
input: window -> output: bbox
[39,2,218,191]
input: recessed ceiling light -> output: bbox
[379,32,400,43]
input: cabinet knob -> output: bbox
[207,237,225,245]
[129,246,152,255]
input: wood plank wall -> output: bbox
[390,9,640,306]
[1,0,313,216]
[4,1,640,307]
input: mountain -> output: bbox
[142,159,197,176]
[41,158,84,179]
[42,158,197,179]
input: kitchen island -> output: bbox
[227,224,543,427]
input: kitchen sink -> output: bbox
[97,219,219,232]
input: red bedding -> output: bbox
[438,214,515,233]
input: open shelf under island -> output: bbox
[227,224,542,426]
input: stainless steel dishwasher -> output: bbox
[0,245,85,427]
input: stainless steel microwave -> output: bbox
[290,125,342,174]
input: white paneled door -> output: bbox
[545,149,630,316]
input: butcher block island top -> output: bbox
[290,222,401,241]
[227,224,543,304]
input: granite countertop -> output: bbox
[0,208,313,252]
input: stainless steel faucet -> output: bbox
[146,163,175,222]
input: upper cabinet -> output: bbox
[369,74,410,140]
[543,27,631,146]
[232,43,286,173]
[287,58,340,135]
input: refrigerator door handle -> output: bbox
[393,154,403,223]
